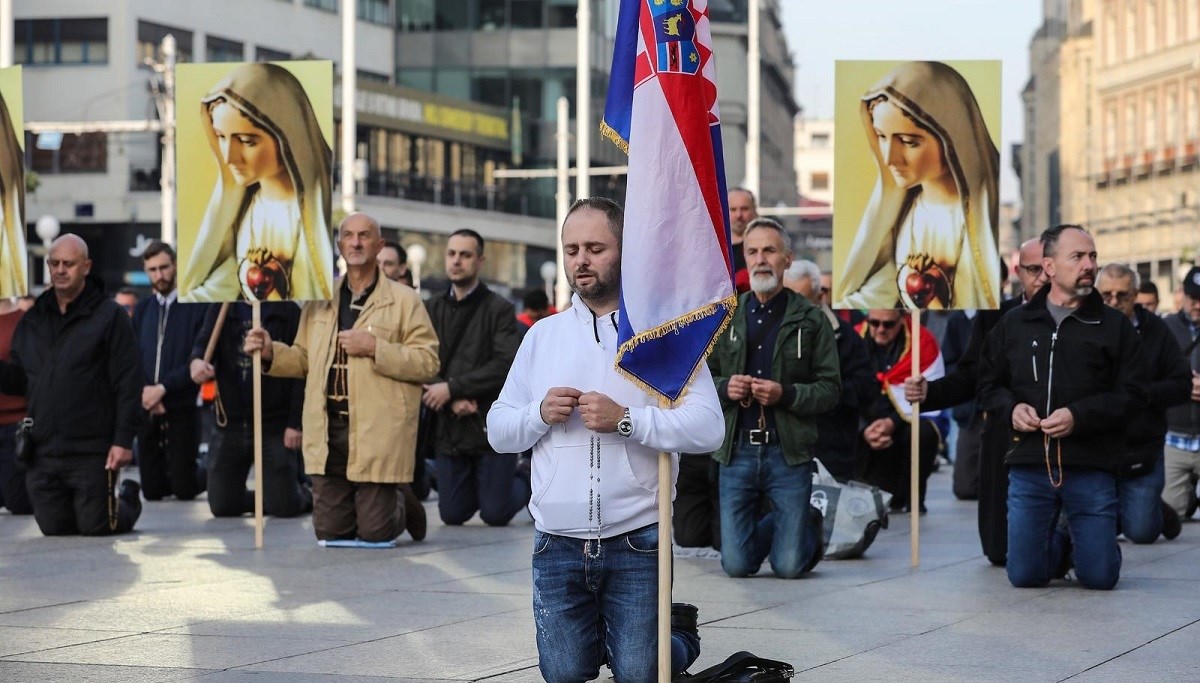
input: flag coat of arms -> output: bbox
[602,0,736,405]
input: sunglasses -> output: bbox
[1099,290,1133,303]
[1017,264,1043,276]
[866,318,899,329]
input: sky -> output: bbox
[778,0,1044,204]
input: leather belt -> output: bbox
[740,428,775,446]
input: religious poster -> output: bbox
[0,66,26,299]
[176,61,334,303]
[832,60,1002,311]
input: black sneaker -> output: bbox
[1162,501,1183,541]
[670,602,699,640]
[119,479,141,503]
[1052,514,1073,580]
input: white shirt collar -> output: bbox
[155,289,178,307]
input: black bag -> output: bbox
[13,417,35,468]
[676,651,794,682]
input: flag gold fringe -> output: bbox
[614,293,738,406]
[600,120,630,155]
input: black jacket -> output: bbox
[979,285,1148,472]
[189,302,304,430]
[0,277,142,457]
[1124,305,1191,456]
[133,294,211,412]
[813,309,875,479]
[425,284,520,456]
[924,297,1023,412]
[1163,311,1200,436]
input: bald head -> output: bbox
[338,212,384,270]
[1015,237,1047,300]
[47,233,92,306]
[339,212,381,238]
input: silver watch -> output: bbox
[616,407,633,437]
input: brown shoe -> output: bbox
[400,484,427,541]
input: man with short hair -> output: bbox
[516,289,553,331]
[1096,263,1189,542]
[133,240,210,501]
[1136,280,1160,314]
[1162,266,1200,519]
[981,225,1147,589]
[245,213,439,543]
[904,237,1047,564]
[860,308,941,513]
[114,288,138,318]
[489,198,717,680]
[424,229,527,526]
[0,234,143,535]
[377,240,412,287]
[708,219,841,578]
[727,188,756,293]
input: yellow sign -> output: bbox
[0,66,25,298]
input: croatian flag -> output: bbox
[602,0,736,405]
[856,318,946,418]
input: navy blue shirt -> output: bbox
[739,290,787,432]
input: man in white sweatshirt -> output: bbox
[488,198,725,682]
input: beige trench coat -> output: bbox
[268,271,439,483]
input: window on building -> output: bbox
[137,21,193,64]
[15,18,108,66]
[436,68,471,99]
[256,46,290,62]
[1167,0,1179,47]
[1189,83,1200,140]
[1104,12,1118,65]
[1167,91,1179,147]
[1105,106,1117,158]
[1147,94,1159,150]
[358,0,390,24]
[548,0,578,27]
[1126,1,1138,59]
[810,172,829,191]
[397,0,434,31]
[1147,1,1159,52]
[357,69,390,84]
[511,0,546,28]
[397,67,433,90]
[305,0,338,12]
[478,0,506,29]
[810,132,830,149]
[436,0,471,29]
[1125,101,1138,155]
[206,35,243,62]
[26,131,107,173]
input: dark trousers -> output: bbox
[952,417,984,500]
[206,420,311,518]
[861,419,939,510]
[311,417,403,542]
[0,422,32,514]
[139,408,206,501]
[436,448,530,526]
[26,455,139,535]
[673,453,721,549]
[978,418,1010,565]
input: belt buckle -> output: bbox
[749,428,767,446]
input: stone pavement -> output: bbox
[1,466,1198,682]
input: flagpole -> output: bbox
[252,300,264,549]
[657,450,672,682]
[910,310,921,567]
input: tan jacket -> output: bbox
[268,270,439,483]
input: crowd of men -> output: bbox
[0,191,1198,680]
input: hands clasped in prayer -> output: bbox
[539,387,624,433]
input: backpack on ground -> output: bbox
[810,458,892,559]
[674,650,794,682]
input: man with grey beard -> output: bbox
[706,217,841,578]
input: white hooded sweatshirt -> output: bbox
[487,294,724,539]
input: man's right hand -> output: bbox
[1191,372,1200,402]
[190,358,215,385]
[726,374,753,401]
[243,327,273,362]
[1012,403,1042,433]
[540,387,582,425]
[903,376,927,403]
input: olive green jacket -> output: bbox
[707,289,841,466]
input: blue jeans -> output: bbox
[1007,465,1121,590]
[1117,453,1164,544]
[719,442,820,578]
[531,524,700,682]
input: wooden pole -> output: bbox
[252,300,264,549]
[657,450,672,682]
[202,302,231,363]
[910,310,921,567]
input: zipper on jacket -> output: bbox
[1031,339,1039,383]
[1045,330,1058,417]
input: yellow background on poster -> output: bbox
[175,60,333,302]
[832,60,1001,310]
[0,66,26,298]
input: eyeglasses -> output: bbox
[1099,290,1133,303]
[1017,264,1043,276]
[866,318,900,329]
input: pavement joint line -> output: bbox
[1055,615,1200,682]
[0,630,145,660]
[471,662,541,681]
[794,612,979,674]
[0,599,87,616]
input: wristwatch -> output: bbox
[616,407,633,437]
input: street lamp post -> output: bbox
[540,260,557,304]
[407,243,427,292]
[35,215,61,287]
